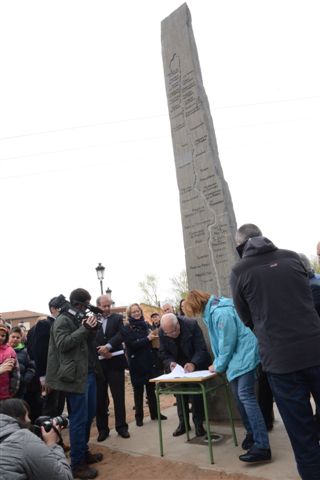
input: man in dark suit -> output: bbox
[95,295,129,440]
[28,297,65,417]
[159,313,212,437]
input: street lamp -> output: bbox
[106,287,115,306]
[95,263,105,295]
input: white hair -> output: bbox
[160,313,178,327]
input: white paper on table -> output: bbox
[151,364,214,381]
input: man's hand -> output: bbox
[170,362,177,371]
[43,384,52,396]
[147,331,158,341]
[41,421,61,447]
[0,358,15,374]
[97,345,112,359]
[83,316,98,329]
[208,364,216,373]
[183,362,195,373]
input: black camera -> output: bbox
[34,414,69,435]
[52,294,103,329]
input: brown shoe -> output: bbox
[85,451,103,464]
[72,463,98,479]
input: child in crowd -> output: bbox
[9,327,35,399]
[0,325,20,400]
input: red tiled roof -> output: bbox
[1,310,46,320]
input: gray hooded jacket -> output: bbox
[0,414,73,480]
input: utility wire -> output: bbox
[1,114,318,164]
[0,94,319,142]
[0,134,169,163]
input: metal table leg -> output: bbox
[200,383,214,464]
[155,383,164,456]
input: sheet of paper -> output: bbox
[151,365,214,381]
[98,349,125,360]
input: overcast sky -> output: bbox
[0,0,319,314]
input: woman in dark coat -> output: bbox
[122,303,166,426]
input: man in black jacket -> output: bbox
[159,313,211,437]
[95,295,129,441]
[230,223,320,478]
[28,297,65,417]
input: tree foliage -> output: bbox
[170,270,189,307]
[138,274,160,307]
[311,256,320,274]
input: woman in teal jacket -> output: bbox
[184,290,271,463]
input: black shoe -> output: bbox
[239,447,272,463]
[151,414,167,421]
[85,451,103,464]
[241,432,254,450]
[266,423,274,432]
[136,419,143,427]
[72,463,98,479]
[172,424,191,437]
[118,430,130,438]
[97,429,109,442]
[195,424,206,437]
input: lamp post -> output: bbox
[96,263,105,295]
[106,287,115,306]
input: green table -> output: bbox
[150,372,238,464]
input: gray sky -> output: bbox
[0,0,319,314]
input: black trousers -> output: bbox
[176,392,204,426]
[258,368,274,428]
[133,381,157,421]
[42,389,66,417]
[96,366,127,433]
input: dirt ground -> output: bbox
[81,373,265,480]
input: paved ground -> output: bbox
[90,403,299,480]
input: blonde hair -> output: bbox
[184,290,211,317]
[126,303,143,318]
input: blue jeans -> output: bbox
[230,369,269,449]
[267,366,320,480]
[66,372,97,469]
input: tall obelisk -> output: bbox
[161,3,238,298]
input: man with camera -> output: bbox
[46,288,103,479]
[0,398,73,480]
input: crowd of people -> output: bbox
[0,225,319,480]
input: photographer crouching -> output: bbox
[0,398,73,479]
[46,288,103,479]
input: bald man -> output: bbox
[159,313,211,437]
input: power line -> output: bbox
[0,94,319,142]
[0,114,169,142]
[0,134,169,163]
[1,113,319,164]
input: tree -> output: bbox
[138,274,160,307]
[311,256,320,274]
[170,270,189,307]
